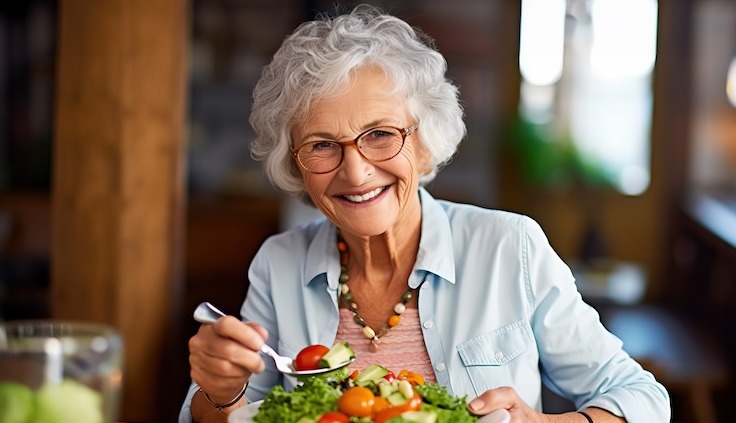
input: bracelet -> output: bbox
[578,411,594,423]
[199,383,248,412]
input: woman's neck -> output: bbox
[340,209,421,289]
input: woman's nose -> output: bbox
[338,144,375,184]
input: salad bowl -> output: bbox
[225,386,512,423]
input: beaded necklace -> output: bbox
[337,233,413,352]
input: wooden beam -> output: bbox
[52,0,188,420]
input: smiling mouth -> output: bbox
[341,186,386,203]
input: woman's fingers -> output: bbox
[245,320,269,343]
[191,321,266,372]
[468,386,513,415]
[189,342,255,378]
[468,386,540,422]
[210,316,267,351]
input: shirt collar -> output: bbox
[304,222,338,289]
[415,187,456,285]
[302,187,456,288]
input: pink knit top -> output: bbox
[335,308,437,383]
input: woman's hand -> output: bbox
[468,386,547,422]
[468,387,626,423]
[188,315,268,411]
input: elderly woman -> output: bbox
[181,5,670,423]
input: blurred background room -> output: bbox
[0,0,734,421]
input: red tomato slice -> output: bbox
[294,344,330,370]
[317,411,350,423]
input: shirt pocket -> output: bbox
[456,320,534,395]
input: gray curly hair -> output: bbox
[249,4,466,199]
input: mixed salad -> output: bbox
[253,343,477,423]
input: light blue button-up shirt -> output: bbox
[179,188,670,422]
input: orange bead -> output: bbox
[388,315,401,327]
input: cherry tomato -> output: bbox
[383,371,396,383]
[338,386,375,417]
[294,344,330,371]
[317,411,350,423]
[372,389,423,423]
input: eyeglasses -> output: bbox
[291,125,418,174]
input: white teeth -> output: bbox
[343,187,384,203]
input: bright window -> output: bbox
[519,0,658,195]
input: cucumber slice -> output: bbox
[378,381,397,398]
[353,364,389,386]
[386,391,408,406]
[318,342,355,369]
[401,410,438,423]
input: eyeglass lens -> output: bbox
[296,126,406,173]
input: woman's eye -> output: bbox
[368,129,392,138]
[311,141,338,151]
[361,128,400,146]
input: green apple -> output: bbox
[0,381,35,423]
[32,379,103,423]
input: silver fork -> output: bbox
[259,343,296,375]
[193,302,351,376]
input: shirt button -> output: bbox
[436,362,446,372]
[495,351,504,361]
[421,283,430,290]
[423,320,433,329]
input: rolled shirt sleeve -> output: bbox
[523,217,671,422]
